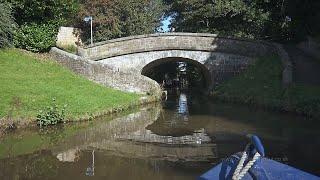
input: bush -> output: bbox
[14,23,58,52]
[36,98,67,127]
[0,2,17,48]
[8,0,79,26]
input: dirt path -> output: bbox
[284,45,320,86]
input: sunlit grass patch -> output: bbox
[0,49,140,121]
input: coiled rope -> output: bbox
[232,147,261,180]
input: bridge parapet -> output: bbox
[50,47,161,96]
[78,33,277,61]
[50,33,291,95]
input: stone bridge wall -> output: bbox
[77,33,282,88]
[51,32,291,95]
[78,33,277,61]
[50,47,161,96]
[97,50,255,88]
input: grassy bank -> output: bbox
[212,56,320,118]
[0,49,140,124]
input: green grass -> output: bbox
[213,56,320,118]
[0,49,140,121]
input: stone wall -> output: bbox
[78,33,277,61]
[50,47,161,96]
[76,33,283,89]
[51,32,292,94]
[97,50,255,88]
[56,27,82,49]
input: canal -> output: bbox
[0,92,319,179]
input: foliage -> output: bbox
[285,0,320,41]
[2,0,79,26]
[283,85,320,118]
[0,2,17,48]
[213,56,320,118]
[77,0,165,43]
[165,0,271,39]
[36,98,67,127]
[14,23,58,52]
[2,0,79,51]
[164,0,320,41]
[0,49,139,121]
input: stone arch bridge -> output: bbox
[51,33,285,95]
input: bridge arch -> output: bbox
[141,57,212,89]
[97,49,254,91]
[74,33,278,93]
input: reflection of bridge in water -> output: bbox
[3,99,318,179]
[53,99,297,164]
[53,104,217,163]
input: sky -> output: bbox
[160,16,173,32]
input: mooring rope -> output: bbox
[232,148,261,180]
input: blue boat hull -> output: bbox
[199,153,319,180]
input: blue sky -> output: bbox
[160,16,173,32]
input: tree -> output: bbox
[285,0,320,41]
[77,0,165,43]
[3,0,79,25]
[0,2,17,48]
[165,0,271,39]
[164,0,320,41]
[2,0,79,52]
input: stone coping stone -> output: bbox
[84,32,272,48]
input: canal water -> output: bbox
[0,93,320,179]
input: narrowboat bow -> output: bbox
[199,135,319,180]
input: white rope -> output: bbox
[232,151,248,178]
[232,151,261,180]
